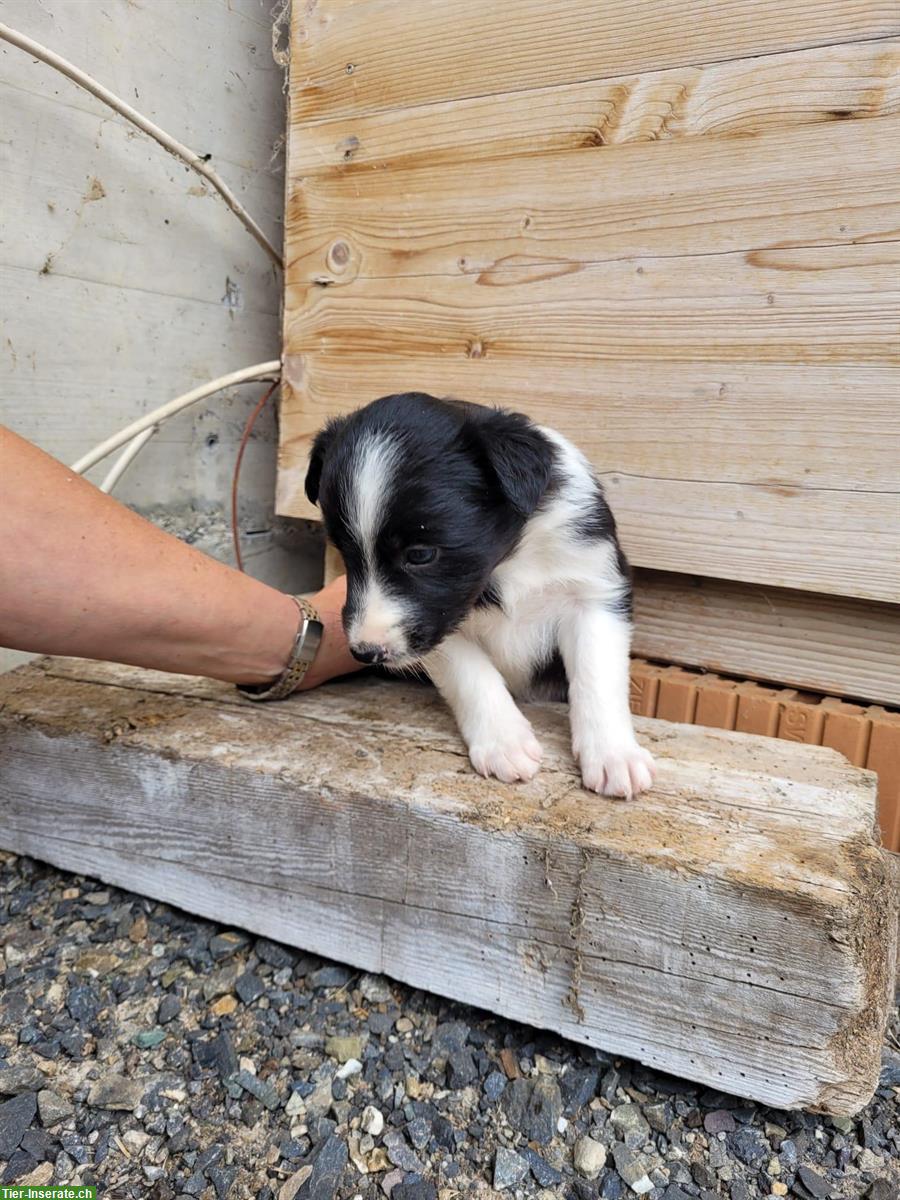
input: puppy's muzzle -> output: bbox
[349,641,390,666]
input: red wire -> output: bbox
[231,380,279,573]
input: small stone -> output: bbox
[37,1090,73,1127]
[865,1182,898,1200]
[230,1069,280,1111]
[158,995,181,1024]
[129,913,148,942]
[361,1105,384,1137]
[325,1034,365,1063]
[211,995,238,1017]
[406,1117,431,1150]
[235,972,264,1005]
[704,1109,736,1135]
[493,1147,529,1190]
[879,1050,900,1088]
[610,1103,651,1148]
[304,1078,334,1119]
[499,1047,520,1079]
[87,1075,144,1111]
[483,1071,506,1102]
[359,974,394,1003]
[830,1115,854,1135]
[395,1017,414,1035]
[383,1130,424,1174]
[132,1028,166,1049]
[308,964,353,989]
[337,1057,362,1080]
[306,1135,348,1200]
[521,1146,563,1188]
[858,1149,883,1174]
[612,1144,653,1195]
[84,890,110,905]
[729,1127,768,1169]
[0,1092,38,1157]
[278,1165,312,1200]
[209,1164,237,1199]
[66,984,100,1024]
[447,1048,478,1088]
[381,1169,404,1197]
[574,1135,608,1179]
[209,931,248,960]
[771,1184,788,1198]
[0,1068,44,1097]
[203,964,239,1001]
[561,1066,600,1114]
[393,1183,437,1200]
[644,1101,670,1133]
[797,1166,829,1199]
[18,1161,53,1186]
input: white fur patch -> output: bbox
[343,432,410,656]
[346,432,401,564]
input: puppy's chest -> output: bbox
[461,589,562,696]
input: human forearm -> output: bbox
[0,425,356,687]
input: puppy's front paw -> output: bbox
[468,714,543,784]
[578,740,656,799]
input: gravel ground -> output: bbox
[1,851,897,1200]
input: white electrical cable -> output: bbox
[0,21,283,270]
[71,361,282,476]
[99,424,158,494]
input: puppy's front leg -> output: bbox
[426,634,543,783]
[559,603,656,798]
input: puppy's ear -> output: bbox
[467,408,554,517]
[304,417,345,506]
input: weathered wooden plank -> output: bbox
[292,0,900,121]
[289,38,900,174]
[286,243,900,366]
[276,348,900,600]
[1,660,896,1114]
[279,357,900,500]
[286,116,900,282]
[633,572,900,707]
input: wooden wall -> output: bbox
[278,2,900,701]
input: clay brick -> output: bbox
[865,707,900,854]
[655,668,699,724]
[694,675,739,730]
[778,695,826,745]
[736,684,797,738]
[821,698,871,767]
[629,660,660,718]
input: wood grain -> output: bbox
[277,349,900,602]
[633,572,900,707]
[287,116,900,283]
[289,38,900,174]
[1,660,896,1114]
[292,0,900,121]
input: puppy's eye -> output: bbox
[405,545,438,567]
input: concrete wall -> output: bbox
[0,0,322,673]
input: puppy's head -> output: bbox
[305,392,554,665]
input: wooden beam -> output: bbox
[288,38,900,174]
[632,571,900,707]
[292,0,900,121]
[2,659,896,1116]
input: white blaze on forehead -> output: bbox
[346,430,401,563]
[344,431,410,655]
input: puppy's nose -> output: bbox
[350,642,388,665]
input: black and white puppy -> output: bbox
[305,392,656,798]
